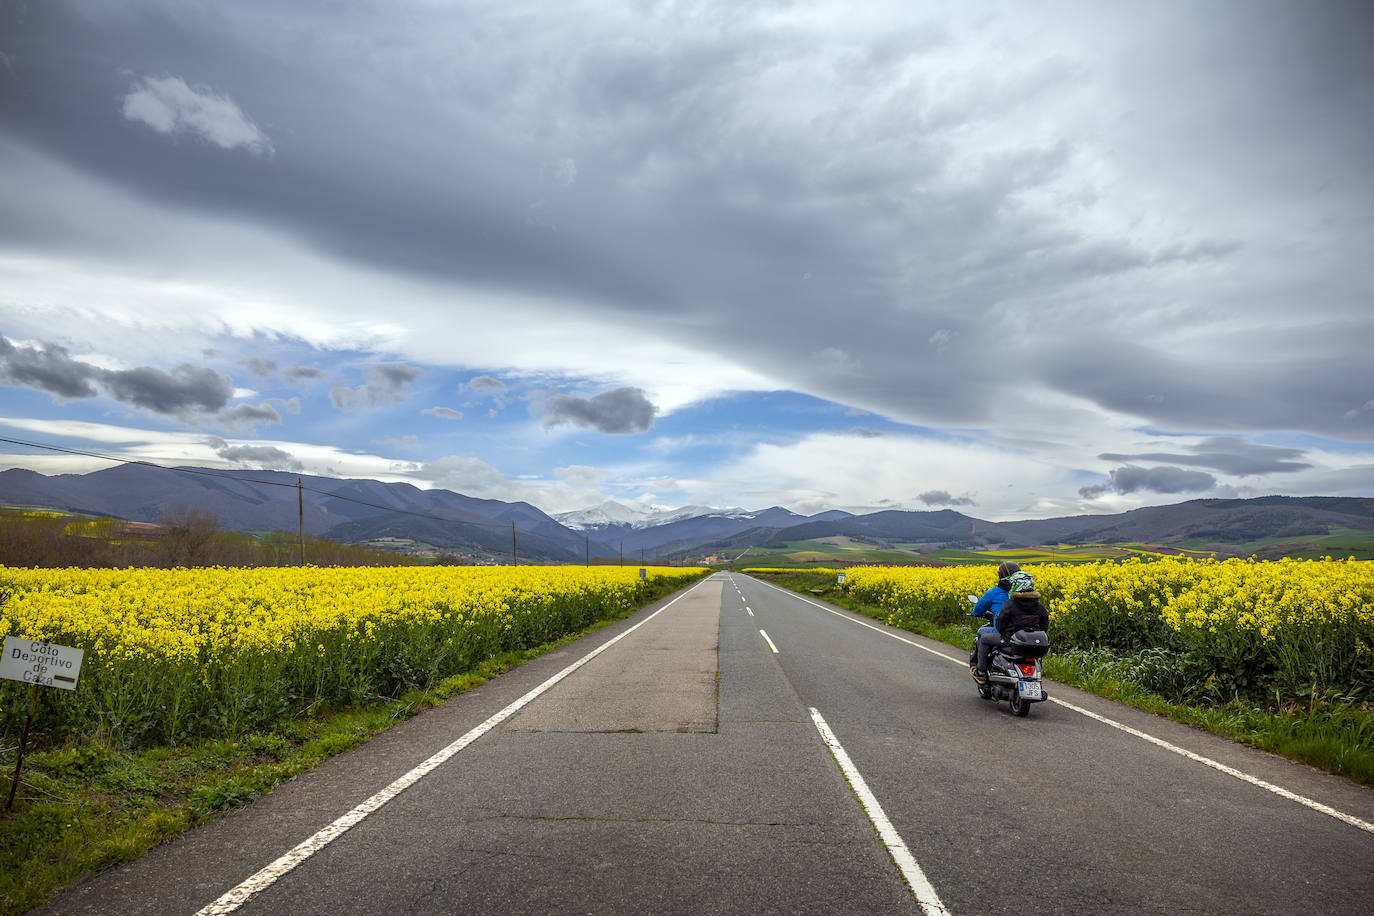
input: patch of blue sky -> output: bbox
[1129,425,1209,439]
[657,389,946,440]
[1249,431,1374,456]
[1126,425,1374,457]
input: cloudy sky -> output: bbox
[1,0,1372,521]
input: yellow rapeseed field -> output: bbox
[841,557,1374,701]
[0,565,707,747]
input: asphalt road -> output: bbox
[34,573,1374,915]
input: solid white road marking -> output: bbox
[749,576,1374,837]
[195,580,711,915]
[809,708,950,916]
[1050,696,1374,835]
[746,607,755,617]
[759,629,779,653]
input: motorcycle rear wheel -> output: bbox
[1009,690,1031,717]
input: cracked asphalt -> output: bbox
[32,573,1374,915]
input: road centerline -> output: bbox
[809,707,949,916]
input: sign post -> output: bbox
[2,636,84,811]
[837,572,846,585]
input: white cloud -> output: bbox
[122,75,274,155]
[554,464,609,488]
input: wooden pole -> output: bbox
[297,477,306,566]
[6,683,39,811]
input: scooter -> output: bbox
[966,595,1050,717]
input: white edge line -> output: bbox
[749,576,1374,837]
[1050,695,1374,835]
[809,707,950,916]
[759,629,779,653]
[196,580,710,915]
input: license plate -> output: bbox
[1018,680,1042,701]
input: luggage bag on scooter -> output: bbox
[1006,629,1049,659]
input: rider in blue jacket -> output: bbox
[970,561,1020,681]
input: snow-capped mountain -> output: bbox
[554,501,758,531]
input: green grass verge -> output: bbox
[750,571,1374,787]
[0,580,690,916]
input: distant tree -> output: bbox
[157,508,219,567]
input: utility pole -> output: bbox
[297,477,305,566]
[512,522,518,566]
[619,540,623,566]
[585,535,589,566]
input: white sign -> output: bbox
[837,572,846,584]
[638,568,647,580]
[0,637,84,690]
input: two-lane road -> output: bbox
[37,573,1374,914]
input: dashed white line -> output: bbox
[759,629,779,653]
[752,578,961,664]
[809,708,949,916]
[746,607,754,617]
[749,576,1374,837]
[195,580,710,914]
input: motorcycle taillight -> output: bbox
[1017,663,1036,676]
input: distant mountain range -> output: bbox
[697,496,1374,554]
[3,464,1372,561]
[0,465,611,563]
[554,501,854,553]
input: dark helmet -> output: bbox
[996,561,1021,583]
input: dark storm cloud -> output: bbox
[2,0,1372,450]
[918,490,975,507]
[1079,466,1217,498]
[102,364,232,413]
[544,387,656,435]
[282,364,324,382]
[0,334,100,399]
[1099,437,1311,476]
[330,363,423,413]
[1036,325,1374,440]
[212,441,301,471]
[0,333,231,413]
[220,402,282,427]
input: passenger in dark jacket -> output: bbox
[972,562,1020,677]
[996,583,1050,638]
[975,570,1048,676]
